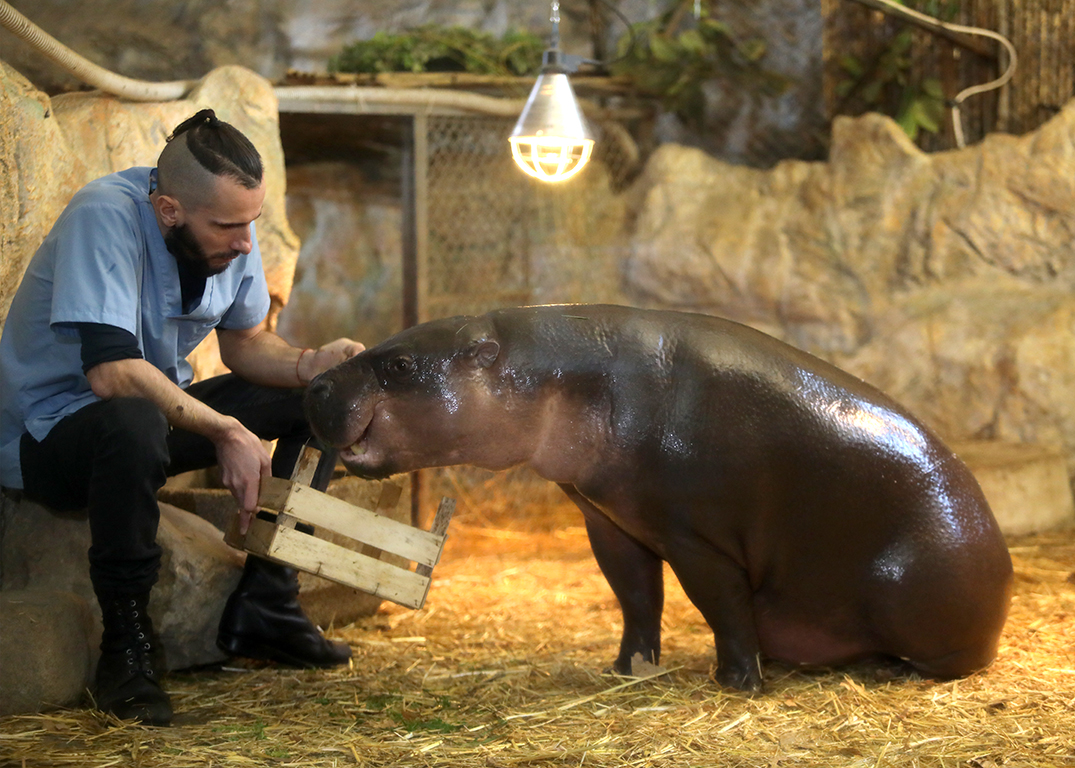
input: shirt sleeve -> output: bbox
[49,200,144,336]
[75,323,143,372]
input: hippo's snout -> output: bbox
[304,371,355,448]
[305,372,333,409]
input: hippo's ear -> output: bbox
[466,339,500,368]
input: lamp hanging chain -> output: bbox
[550,0,561,49]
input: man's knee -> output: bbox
[96,397,169,460]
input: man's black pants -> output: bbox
[18,375,336,596]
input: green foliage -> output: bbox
[212,718,267,740]
[608,5,787,130]
[389,711,462,733]
[327,2,786,131]
[897,77,945,140]
[363,693,402,711]
[329,26,545,77]
[835,0,956,140]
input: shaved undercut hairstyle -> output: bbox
[156,108,263,207]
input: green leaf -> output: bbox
[840,54,864,78]
[677,29,706,54]
[922,77,944,99]
[739,38,767,62]
[913,97,941,133]
[649,35,679,63]
[862,79,883,104]
[897,108,920,140]
[699,18,732,38]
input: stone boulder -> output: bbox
[0,494,246,715]
[0,589,94,716]
[623,100,1075,499]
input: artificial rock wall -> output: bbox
[623,102,1075,492]
[579,103,1072,518]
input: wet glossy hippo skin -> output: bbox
[304,304,1013,691]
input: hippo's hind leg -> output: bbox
[665,544,764,692]
[560,485,664,675]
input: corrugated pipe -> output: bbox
[0,0,195,101]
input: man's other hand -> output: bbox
[299,338,365,384]
[214,418,272,533]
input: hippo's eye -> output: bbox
[384,355,416,381]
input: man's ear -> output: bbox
[466,339,500,368]
[153,194,183,228]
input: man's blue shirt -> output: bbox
[0,167,270,488]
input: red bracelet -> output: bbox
[295,348,313,386]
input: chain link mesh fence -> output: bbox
[419,112,644,519]
[424,114,641,320]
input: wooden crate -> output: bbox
[225,447,455,610]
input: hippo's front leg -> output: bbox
[560,485,664,675]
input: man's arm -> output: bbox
[216,324,364,388]
[85,358,270,528]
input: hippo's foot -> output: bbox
[714,654,763,692]
[608,648,661,677]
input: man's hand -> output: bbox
[214,418,272,534]
[298,338,365,385]
[218,326,364,389]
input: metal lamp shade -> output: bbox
[509,72,595,182]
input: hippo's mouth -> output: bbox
[337,414,374,462]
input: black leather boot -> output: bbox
[217,557,352,668]
[94,592,172,726]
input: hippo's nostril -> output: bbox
[306,376,333,402]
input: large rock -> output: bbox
[953,442,1075,536]
[277,161,405,349]
[623,101,1075,499]
[0,494,246,692]
[834,281,1075,465]
[0,62,86,325]
[0,589,94,716]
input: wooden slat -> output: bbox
[264,526,431,609]
[291,445,322,486]
[416,497,457,606]
[359,483,406,561]
[416,497,456,579]
[241,516,283,557]
[259,477,444,567]
[258,476,293,511]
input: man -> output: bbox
[0,109,364,726]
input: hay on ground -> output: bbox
[2,470,1073,767]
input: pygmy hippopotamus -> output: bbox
[304,304,1013,691]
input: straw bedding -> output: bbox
[1,472,1072,767]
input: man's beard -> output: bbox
[164,223,236,278]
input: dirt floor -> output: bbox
[1,482,1073,768]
